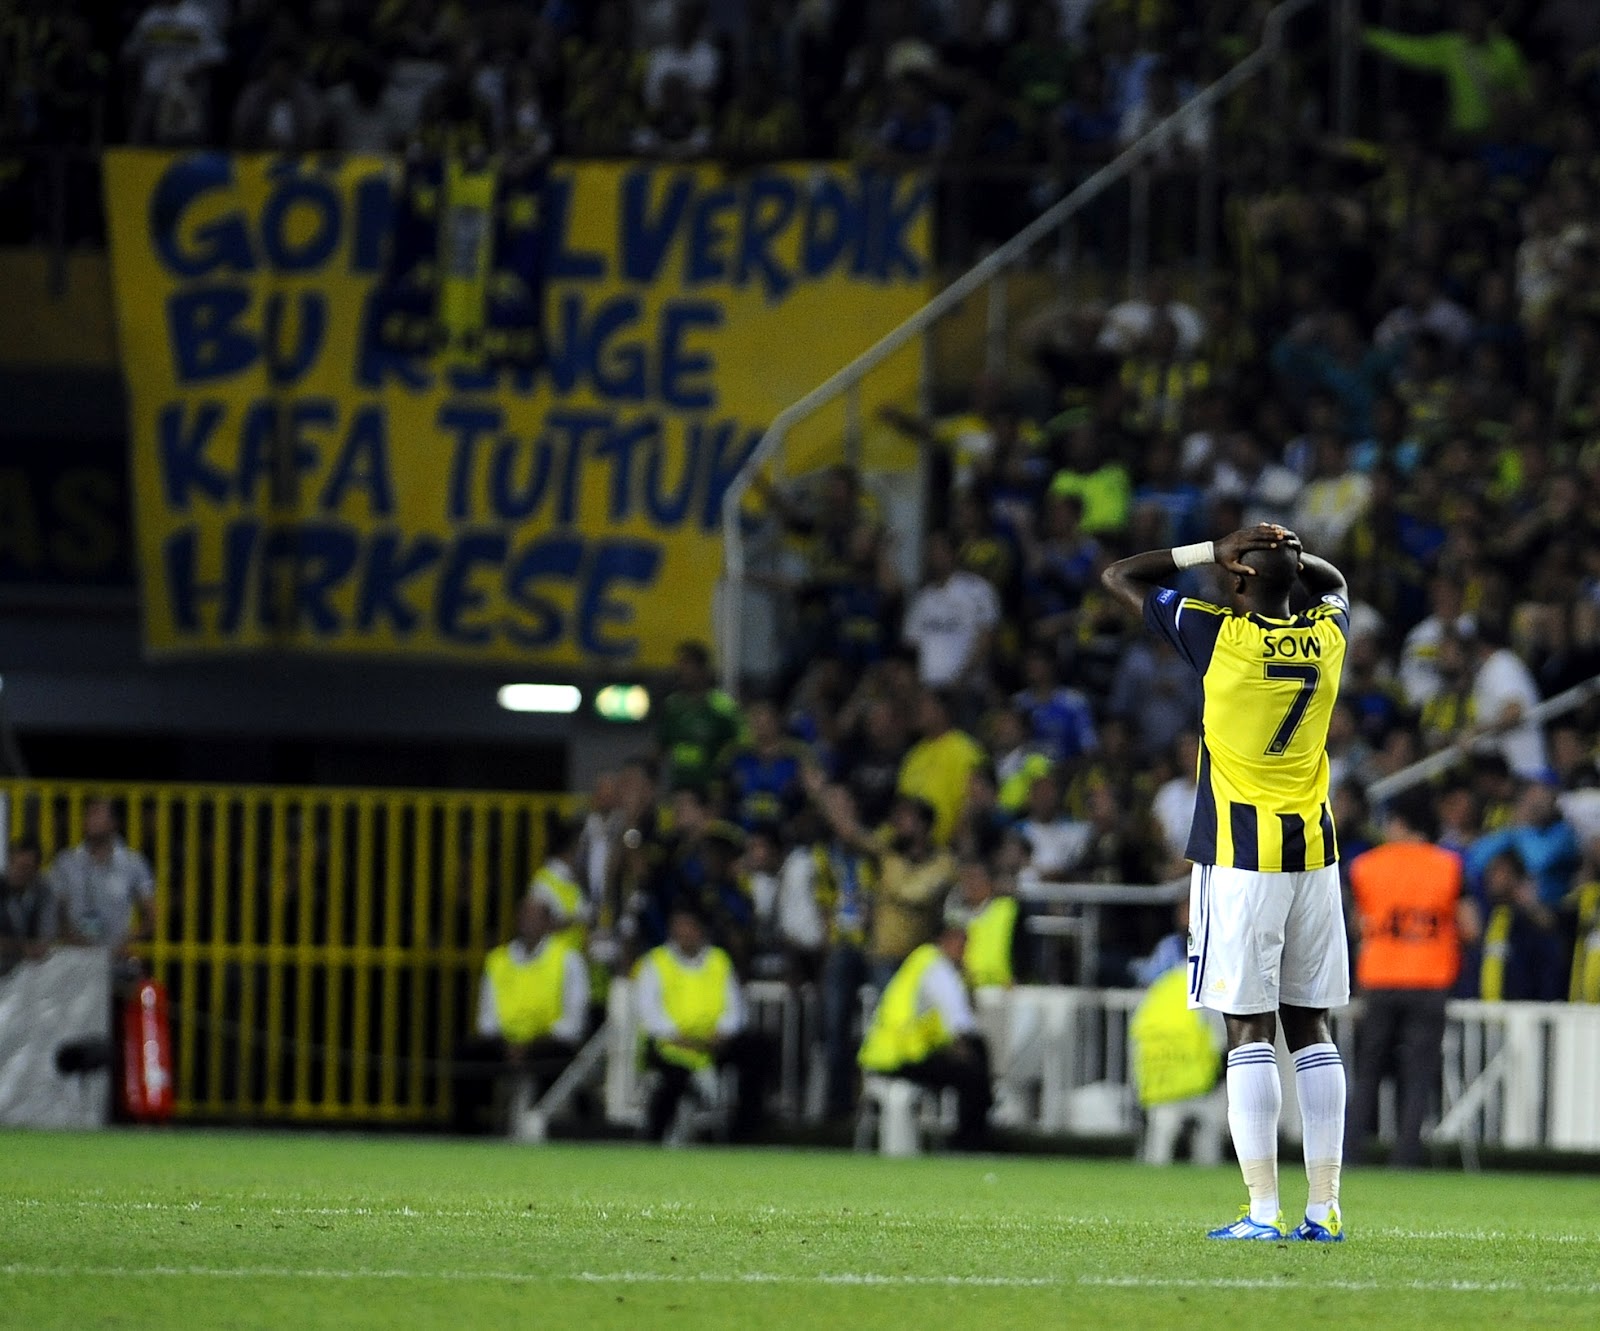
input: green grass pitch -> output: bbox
[1,1131,1596,1329]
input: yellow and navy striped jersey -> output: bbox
[1144,587,1349,872]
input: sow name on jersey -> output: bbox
[1260,633,1325,659]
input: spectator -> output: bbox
[122,0,226,145]
[1467,777,1582,911]
[898,687,986,849]
[1373,271,1476,351]
[867,73,953,166]
[1098,270,1205,358]
[452,896,588,1134]
[902,531,1001,698]
[839,698,911,830]
[1019,493,1101,647]
[808,771,956,989]
[1292,433,1372,558]
[632,71,713,158]
[783,794,871,1118]
[1207,430,1302,529]
[1399,577,1469,708]
[1017,771,1090,877]
[231,47,325,150]
[1013,644,1098,765]
[324,52,407,151]
[1364,3,1532,141]
[635,901,770,1141]
[46,799,154,950]
[718,698,809,832]
[0,838,54,971]
[1466,621,1549,779]
[656,641,743,795]
[642,0,722,111]
[1150,731,1200,875]
[1470,848,1566,1001]
[1109,632,1200,761]
[1048,422,1134,536]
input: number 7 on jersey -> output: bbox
[1263,663,1320,755]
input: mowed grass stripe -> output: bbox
[4,1264,1600,1296]
[2,1197,1595,1245]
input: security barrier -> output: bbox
[1,780,573,1124]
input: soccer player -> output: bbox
[1101,524,1351,1242]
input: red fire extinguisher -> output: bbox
[120,979,174,1122]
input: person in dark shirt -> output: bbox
[0,838,54,970]
[718,700,811,831]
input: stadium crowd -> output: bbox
[8,0,1600,1131]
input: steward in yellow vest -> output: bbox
[453,897,589,1135]
[635,903,771,1142]
[857,917,993,1149]
[1130,967,1221,1108]
[956,860,1019,989]
[528,821,589,955]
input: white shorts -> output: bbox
[1186,863,1350,1015]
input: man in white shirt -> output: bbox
[122,0,226,143]
[903,530,1001,691]
[1151,731,1200,873]
[857,912,992,1148]
[1017,771,1091,877]
[1097,269,1205,356]
[1469,625,1548,778]
[1398,579,1468,707]
[47,799,154,951]
[453,897,590,1133]
[635,902,771,1140]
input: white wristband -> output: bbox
[1171,541,1215,570]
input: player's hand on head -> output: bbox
[1214,525,1284,577]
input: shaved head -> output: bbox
[1239,543,1299,605]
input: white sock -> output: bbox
[1226,1042,1281,1225]
[1292,1042,1346,1224]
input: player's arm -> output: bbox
[1292,547,1349,603]
[1099,525,1283,616]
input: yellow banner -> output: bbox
[103,152,930,669]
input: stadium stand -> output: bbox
[5,0,1600,1141]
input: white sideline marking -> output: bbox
[3,1199,1596,1245]
[2,1265,1600,1295]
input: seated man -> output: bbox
[453,897,589,1134]
[635,902,770,1141]
[858,913,992,1149]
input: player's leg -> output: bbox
[1280,864,1352,1240]
[1193,864,1292,1238]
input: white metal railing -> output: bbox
[1369,672,1600,802]
[591,977,1600,1155]
[718,0,1333,691]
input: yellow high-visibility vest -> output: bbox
[964,897,1018,989]
[858,943,954,1072]
[533,861,586,953]
[1481,904,1512,1001]
[1569,883,1600,1003]
[645,944,733,1070]
[1130,968,1220,1107]
[484,939,571,1043]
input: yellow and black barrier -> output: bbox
[1,779,574,1125]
